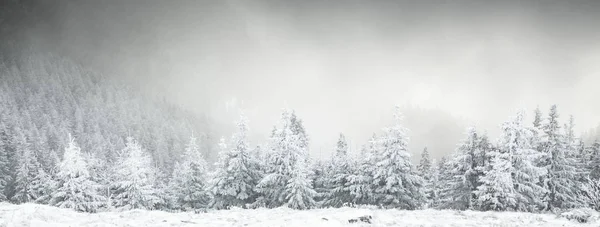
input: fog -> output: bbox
[23,0,600,159]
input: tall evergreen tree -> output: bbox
[533,107,543,129]
[112,137,160,210]
[322,133,353,207]
[346,134,378,206]
[417,147,432,177]
[417,147,434,207]
[582,141,600,210]
[255,110,293,208]
[438,127,481,210]
[589,140,600,179]
[372,106,424,209]
[476,111,546,211]
[285,157,317,210]
[170,134,211,210]
[310,159,328,205]
[289,111,309,150]
[478,132,494,173]
[541,105,582,210]
[11,133,52,204]
[3,126,21,200]
[50,136,104,212]
[564,115,589,205]
[475,148,514,211]
[255,109,316,209]
[432,156,450,208]
[210,113,261,209]
[427,158,439,208]
[11,133,35,203]
[0,127,8,201]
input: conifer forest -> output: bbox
[1,1,600,226]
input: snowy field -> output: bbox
[0,203,596,227]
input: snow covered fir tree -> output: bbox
[254,109,317,209]
[209,113,261,209]
[111,137,161,210]
[417,147,434,207]
[321,133,354,208]
[169,134,211,210]
[475,111,546,212]
[49,136,104,212]
[371,107,425,209]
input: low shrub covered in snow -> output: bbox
[560,208,599,223]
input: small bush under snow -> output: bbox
[560,208,599,223]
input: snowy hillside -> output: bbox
[0,203,595,227]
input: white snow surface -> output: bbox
[0,203,596,227]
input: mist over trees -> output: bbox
[1,49,600,214]
[2,52,596,213]
[3,0,600,217]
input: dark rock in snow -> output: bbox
[348,215,372,224]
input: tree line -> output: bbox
[1,54,600,213]
[3,103,599,213]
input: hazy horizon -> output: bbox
[13,0,600,159]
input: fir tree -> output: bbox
[255,109,295,208]
[478,132,494,173]
[11,134,51,204]
[346,135,378,206]
[589,140,600,179]
[541,105,582,210]
[255,108,316,209]
[322,133,353,207]
[170,134,211,210]
[417,147,432,178]
[476,149,515,211]
[112,137,160,210]
[210,113,261,209]
[3,126,21,200]
[372,106,424,209]
[576,141,589,178]
[285,158,317,209]
[564,115,589,206]
[0,128,8,201]
[428,158,440,208]
[476,111,546,211]
[50,135,104,212]
[167,162,185,209]
[582,177,600,211]
[533,107,543,129]
[438,127,481,210]
[152,168,173,210]
[433,156,451,208]
[417,147,434,207]
[33,169,54,204]
[289,111,309,150]
[310,159,328,205]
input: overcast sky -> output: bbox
[37,0,600,159]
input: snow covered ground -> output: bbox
[0,203,595,227]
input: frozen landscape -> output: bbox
[0,203,596,227]
[3,1,600,227]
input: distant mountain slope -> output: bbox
[0,53,216,175]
